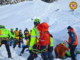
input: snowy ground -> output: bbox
[0,0,80,60]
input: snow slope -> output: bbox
[0,0,80,60]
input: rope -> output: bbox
[32,48,47,54]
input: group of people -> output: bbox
[8,28,23,48]
[0,18,78,60]
[0,26,24,58]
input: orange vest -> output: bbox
[68,28,78,45]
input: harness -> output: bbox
[32,48,47,54]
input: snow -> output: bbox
[0,0,80,60]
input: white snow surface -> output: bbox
[0,0,80,60]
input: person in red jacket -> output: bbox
[67,26,78,60]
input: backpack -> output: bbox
[37,22,50,46]
[26,33,30,39]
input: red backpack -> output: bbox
[37,22,50,46]
[0,30,1,36]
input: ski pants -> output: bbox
[13,39,18,48]
[18,39,23,48]
[69,44,77,60]
[1,40,11,58]
[48,51,54,60]
[27,52,49,60]
[27,45,49,60]
[48,46,54,60]
[9,39,14,46]
[21,45,28,54]
[10,40,13,46]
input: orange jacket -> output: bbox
[55,43,69,58]
[68,28,78,45]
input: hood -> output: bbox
[71,28,74,32]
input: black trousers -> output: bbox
[27,52,49,60]
[1,40,11,58]
[21,45,28,54]
[48,51,54,60]
[27,45,49,60]
[69,44,77,60]
[48,46,54,60]
[13,39,18,48]
[18,40,22,48]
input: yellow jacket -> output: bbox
[14,30,19,40]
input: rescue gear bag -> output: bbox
[37,22,50,46]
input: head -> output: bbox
[16,28,18,31]
[25,28,28,31]
[0,25,5,29]
[19,29,22,32]
[34,18,40,27]
[11,28,13,31]
[67,26,72,32]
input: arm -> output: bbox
[29,28,36,50]
[50,37,54,47]
[8,30,15,39]
[48,37,54,52]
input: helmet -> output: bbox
[34,18,40,26]
[11,28,13,30]
[0,25,5,29]
[16,28,18,30]
[25,28,28,31]
[34,18,40,23]
[19,29,21,31]
[67,26,72,29]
